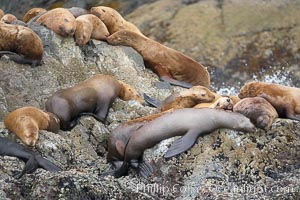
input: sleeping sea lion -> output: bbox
[4,106,60,146]
[75,14,109,46]
[194,96,234,110]
[90,6,143,35]
[233,97,278,130]
[45,74,145,131]
[0,22,43,66]
[107,30,210,88]
[23,8,47,23]
[0,137,61,179]
[1,14,17,23]
[106,108,255,177]
[238,81,300,121]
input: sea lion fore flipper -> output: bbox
[164,130,200,159]
[35,155,61,172]
[160,76,193,89]
[143,93,162,108]
[14,155,39,179]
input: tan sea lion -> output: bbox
[4,106,60,146]
[107,30,210,88]
[23,8,47,23]
[45,74,145,131]
[0,22,43,66]
[233,97,278,130]
[90,6,142,35]
[68,7,89,18]
[36,8,76,37]
[238,81,300,121]
[0,137,61,179]
[75,14,109,46]
[1,14,17,23]
[194,96,234,110]
[106,108,255,178]
[0,9,4,19]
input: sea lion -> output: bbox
[45,74,145,131]
[233,97,278,130]
[75,14,109,46]
[144,86,215,111]
[90,6,143,35]
[0,9,4,19]
[4,106,60,146]
[238,81,300,121]
[1,14,17,23]
[0,22,43,66]
[107,30,210,88]
[0,137,61,179]
[106,108,255,177]
[68,7,89,18]
[36,8,76,37]
[23,8,47,23]
[194,96,234,110]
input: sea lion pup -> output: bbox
[144,86,215,112]
[107,30,210,88]
[36,8,76,37]
[1,14,17,23]
[233,97,278,131]
[106,108,255,178]
[45,74,145,131]
[90,6,143,35]
[68,7,89,18]
[4,106,60,146]
[75,14,109,46]
[194,96,234,110]
[239,81,300,121]
[0,22,43,66]
[0,137,61,179]
[23,8,47,23]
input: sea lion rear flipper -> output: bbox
[160,76,193,89]
[143,93,161,107]
[137,161,154,179]
[164,130,200,159]
[35,154,61,172]
[13,155,39,179]
[112,162,129,178]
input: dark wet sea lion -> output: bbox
[233,97,278,130]
[106,108,255,177]
[23,8,47,23]
[75,14,109,46]
[107,30,210,88]
[0,137,61,178]
[45,74,145,131]
[90,6,143,35]
[0,22,43,66]
[238,81,300,121]
[36,8,76,37]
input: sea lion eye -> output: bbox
[201,94,205,97]
[217,103,220,106]
[102,9,106,12]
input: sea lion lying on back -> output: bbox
[0,22,43,66]
[233,97,278,130]
[107,30,210,88]
[90,6,143,35]
[45,74,145,131]
[144,86,215,111]
[36,8,76,37]
[4,106,60,146]
[0,137,61,179]
[239,81,300,121]
[106,108,255,178]
[75,14,109,46]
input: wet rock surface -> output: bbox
[0,0,300,199]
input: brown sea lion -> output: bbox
[45,74,145,131]
[0,137,61,179]
[36,8,76,37]
[75,14,109,46]
[107,30,210,88]
[1,14,17,23]
[238,81,300,121]
[0,9,4,19]
[90,6,143,35]
[233,97,278,130]
[23,8,47,23]
[68,7,89,18]
[194,96,234,110]
[0,22,43,66]
[106,108,255,178]
[4,106,60,146]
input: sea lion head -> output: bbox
[117,80,145,105]
[90,6,121,26]
[256,115,272,130]
[46,112,61,133]
[214,97,234,110]
[238,81,260,99]
[230,112,256,132]
[74,20,90,46]
[22,128,39,146]
[181,85,216,103]
[1,14,17,24]
[23,8,47,23]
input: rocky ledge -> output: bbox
[0,12,299,200]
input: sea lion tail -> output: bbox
[143,93,161,108]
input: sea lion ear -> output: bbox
[116,140,125,157]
